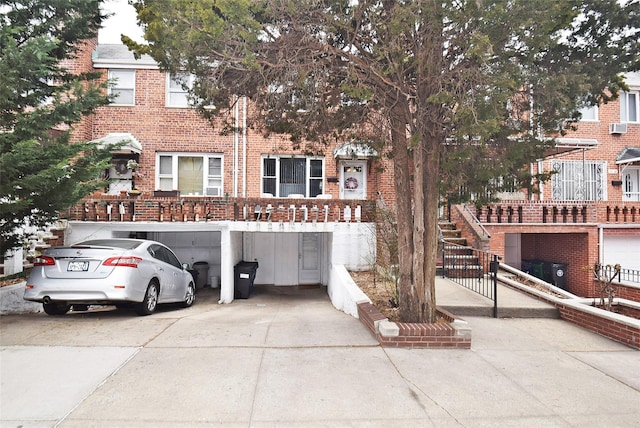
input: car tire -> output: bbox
[43,302,71,316]
[182,282,196,308]
[135,280,159,316]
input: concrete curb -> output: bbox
[0,281,41,315]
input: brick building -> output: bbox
[452,72,640,300]
[7,39,639,304]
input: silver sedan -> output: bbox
[24,238,196,316]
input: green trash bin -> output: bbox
[530,260,544,281]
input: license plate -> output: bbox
[67,261,89,272]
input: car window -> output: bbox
[159,246,182,269]
[76,239,142,249]
[147,244,163,262]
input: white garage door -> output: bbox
[602,235,640,271]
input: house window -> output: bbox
[108,69,135,105]
[262,156,324,197]
[551,160,606,201]
[620,91,639,123]
[157,153,223,196]
[623,168,640,201]
[167,73,195,107]
[579,104,598,121]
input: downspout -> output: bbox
[538,160,544,201]
[242,96,247,197]
[599,225,604,266]
[233,97,239,197]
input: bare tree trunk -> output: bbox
[422,135,440,323]
[390,116,417,323]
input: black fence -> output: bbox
[594,265,640,285]
[441,241,500,318]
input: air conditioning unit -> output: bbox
[609,123,628,134]
[109,159,132,179]
[206,187,221,196]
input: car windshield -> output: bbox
[72,239,143,250]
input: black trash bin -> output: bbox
[234,261,259,299]
[545,262,568,290]
[193,261,210,289]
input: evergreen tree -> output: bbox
[0,0,114,254]
[126,0,639,322]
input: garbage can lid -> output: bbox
[193,261,209,266]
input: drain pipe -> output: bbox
[242,96,247,197]
[598,225,604,266]
[233,97,239,197]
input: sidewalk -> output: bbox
[1,284,638,427]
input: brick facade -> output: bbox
[61,40,639,302]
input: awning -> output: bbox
[544,137,599,157]
[333,142,378,160]
[616,147,640,165]
[93,133,142,155]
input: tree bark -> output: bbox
[390,113,417,323]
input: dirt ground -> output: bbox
[349,270,400,321]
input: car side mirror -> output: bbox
[182,263,189,270]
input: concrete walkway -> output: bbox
[435,275,560,318]
[1,284,638,427]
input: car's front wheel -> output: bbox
[43,302,71,316]
[135,281,159,316]
[182,282,196,308]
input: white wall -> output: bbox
[331,223,376,271]
[328,264,371,318]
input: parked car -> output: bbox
[24,238,196,316]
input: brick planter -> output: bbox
[357,302,471,349]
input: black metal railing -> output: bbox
[441,241,500,318]
[595,265,640,285]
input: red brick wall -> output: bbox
[557,303,639,349]
[482,224,600,297]
[534,96,640,202]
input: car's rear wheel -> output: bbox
[135,281,159,316]
[43,302,71,316]
[182,282,196,308]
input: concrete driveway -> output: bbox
[1,285,639,427]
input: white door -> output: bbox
[340,161,366,200]
[623,168,640,201]
[299,233,322,284]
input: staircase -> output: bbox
[0,222,66,276]
[438,221,483,279]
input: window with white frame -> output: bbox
[262,156,324,198]
[157,153,223,196]
[108,69,135,105]
[167,73,195,107]
[620,91,639,123]
[551,160,607,201]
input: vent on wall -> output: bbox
[609,123,628,134]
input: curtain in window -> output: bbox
[279,158,306,196]
[178,157,203,195]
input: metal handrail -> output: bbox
[464,204,491,238]
[441,239,499,318]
